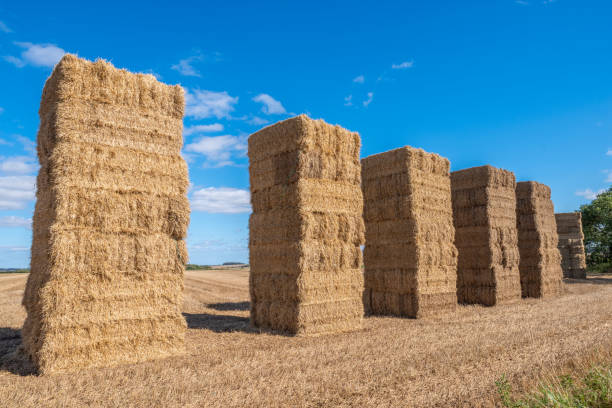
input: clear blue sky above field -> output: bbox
[0,1,611,267]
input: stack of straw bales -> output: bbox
[248,115,365,335]
[555,212,587,279]
[362,146,457,317]
[516,182,564,298]
[22,55,189,374]
[451,165,522,306]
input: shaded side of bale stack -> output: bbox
[248,115,365,335]
[22,54,189,374]
[362,147,457,317]
[516,182,564,298]
[555,212,587,279]
[451,165,522,306]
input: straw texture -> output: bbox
[516,182,564,298]
[555,212,587,279]
[451,165,522,306]
[22,54,189,374]
[248,115,365,335]
[362,146,457,317]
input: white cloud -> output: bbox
[16,135,36,154]
[353,75,365,84]
[391,61,414,69]
[248,116,269,126]
[171,55,202,77]
[185,89,238,119]
[606,172,612,183]
[191,187,251,213]
[363,92,374,107]
[0,216,31,228]
[253,94,286,115]
[184,135,246,166]
[576,189,605,200]
[0,21,11,33]
[183,123,224,136]
[515,0,529,4]
[607,149,612,156]
[344,95,353,106]
[0,139,12,146]
[6,42,65,68]
[0,175,36,210]
[0,156,37,174]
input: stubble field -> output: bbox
[1,270,611,407]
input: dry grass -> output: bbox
[1,270,612,407]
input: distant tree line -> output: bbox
[580,186,612,273]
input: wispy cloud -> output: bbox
[171,55,203,77]
[344,95,353,107]
[16,135,36,154]
[5,42,65,68]
[191,187,251,213]
[0,156,38,174]
[185,89,238,119]
[183,123,224,137]
[363,92,374,107]
[248,116,269,126]
[605,170,612,183]
[606,149,612,156]
[515,0,529,5]
[391,60,414,69]
[184,135,246,166]
[576,188,605,200]
[0,175,36,210]
[0,216,32,228]
[353,75,365,84]
[0,21,11,33]
[253,94,286,115]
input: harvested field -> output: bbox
[2,270,612,407]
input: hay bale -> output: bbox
[451,165,522,306]
[516,182,564,298]
[361,146,457,317]
[248,115,364,335]
[555,212,587,279]
[22,55,189,374]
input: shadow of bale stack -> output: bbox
[555,212,587,279]
[248,115,365,335]
[361,146,457,317]
[516,182,564,298]
[22,55,189,374]
[451,165,522,306]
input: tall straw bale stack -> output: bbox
[362,146,457,317]
[555,212,587,279]
[248,115,365,335]
[516,182,564,298]
[22,55,189,374]
[451,165,522,306]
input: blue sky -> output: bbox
[0,1,610,267]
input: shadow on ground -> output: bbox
[207,301,250,311]
[0,328,36,376]
[183,313,253,333]
[565,276,612,286]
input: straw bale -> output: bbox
[22,55,189,374]
[361,146,457,317]
[515,182,564,298]
[248,115,364,335]
[555,212,587,279]
[451,165,522,306]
